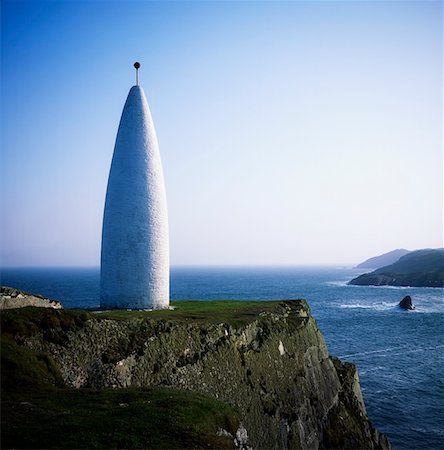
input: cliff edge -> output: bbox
[1,299,390,449]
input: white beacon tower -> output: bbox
[100,63,169,309]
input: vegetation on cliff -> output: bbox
[349,248,444,287]
[2,382,238,449]
[1,306,239,449]
[1,299,390,449]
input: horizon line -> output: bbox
[0,263,360,270]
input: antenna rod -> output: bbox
[134,62,140,86]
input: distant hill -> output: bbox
[355,249,410,269]
[349,248,444,287]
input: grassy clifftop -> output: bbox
[1,299,389,449]
[1,303,248,450]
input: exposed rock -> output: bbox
[399,296,415,310]
[217,428,233,438]
[10,299,390,449]
[321,358,390,449]
[0,286,63,310]
[234,423,251,450]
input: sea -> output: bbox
[1,266,443,450]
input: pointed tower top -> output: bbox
[134,62,141,86]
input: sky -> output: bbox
[1,0,442,267]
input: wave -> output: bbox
[346,283,415,291]
[338,302,398,311]
[327,280,443,294]
[347,283,443,292]
[324,280,350,287]
[337,301,444,313]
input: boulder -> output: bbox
[399,295,415,310]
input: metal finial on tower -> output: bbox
[134,62,141,86]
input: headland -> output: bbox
[1,292,390,449]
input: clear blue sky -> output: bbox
[1,0,442,267]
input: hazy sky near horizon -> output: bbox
[1,0,442,267]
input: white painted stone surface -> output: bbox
[101,85,169,309]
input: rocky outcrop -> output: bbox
[0,286,63,310]
[16,300,390,449]
[399,296,415,310]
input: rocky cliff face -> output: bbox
[19,300,389,449]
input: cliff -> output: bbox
[1,299,390,449]
[349,248,444,287]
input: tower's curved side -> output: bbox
[100,85,169,309]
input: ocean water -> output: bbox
[1,266,443,450]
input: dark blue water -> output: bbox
[1,266,443,450]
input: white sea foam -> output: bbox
[337,298,444,313]
[324,280,350,287]
[339,303,369,309]
[338,301,398,311]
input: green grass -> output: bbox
[96,299,287,324]
[2,301,284,449]
[0,300,302,449]
[0,306,91,340]
[1,386,239,449]
[0,305,241,449]
[1,300,299,327]
[1,335,65,389]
